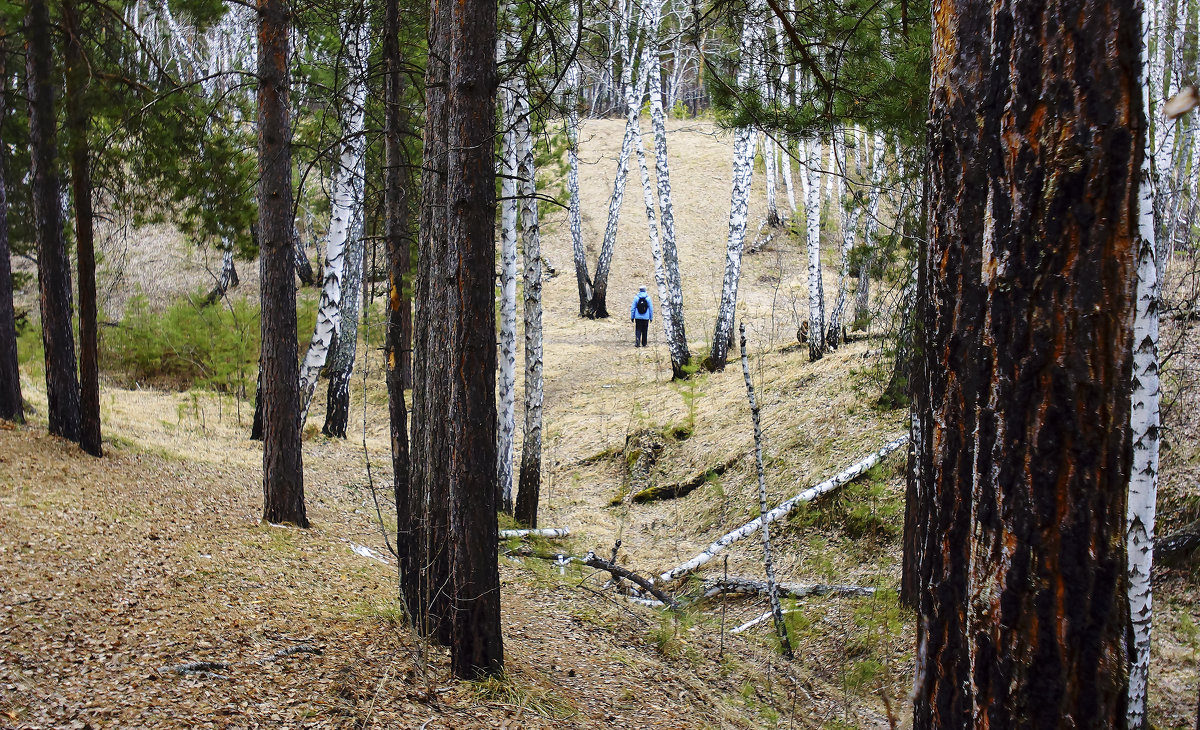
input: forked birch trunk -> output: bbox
[739,323,793,659]
[564,19,591,316]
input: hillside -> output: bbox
[2,118,1197,729]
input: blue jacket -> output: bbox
[631,290,653,321]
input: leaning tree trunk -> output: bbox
[382,0,414,613]
[27,0,81,443]
[706,6,760,372]
[204,248,240,305]
[803,125,825,362]
[298,16,367,427]
[644,0,690,374]
[911,0,1138,724]
[406,0,454,641]
[322,24,371,439]
[65,0,101,457]
[257,0,306,527]
[444,0,503,677]
[513,86,544,529]
[496,37,519,515]
[1126,12,1161,726]
[0,78,23,424]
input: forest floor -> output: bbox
[2,117,1199,729]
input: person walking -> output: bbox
[630,285,653,347]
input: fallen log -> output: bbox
[1156,519,1200,566]
[159,661,229,677]
[658,434,909,583]
[631,455,740,503]
[696,576,875,602]
[731,609,804,635]
[583,552,680,610]
[499,528,570,539]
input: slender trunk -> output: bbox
[912,0,1137,723]
[27,0,81,442]
[64,0,100,456]
[293,227,315,285]
[322,25,371,439]
[826,171,862,348]
[706,9,759,371]
[804,129,825,361]
[764,133,781,227]
[739,323,792,659]
[854,134,886,327]
[497,34,519,514]
[257,0,306,526]
[406,0,453,639]
[1127,11,1161,726]
[383,0,413,614]
[566,59,591,316]
[644,0,690,372]
[514,86,543,528]
[444,0,502,676]
[0,81,21,423]
[204,248,240,305]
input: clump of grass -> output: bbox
[471,671,576,720]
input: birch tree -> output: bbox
[854,133,886,326]
[803,122,825,361]
[565,14,589,317]
[826,134,862,348]
[496,26,519,514]
[706,6,761,371]
[912,0,1137,722]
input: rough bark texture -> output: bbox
[1126,11,1161,726]
[496,36,519,515]
[27,0,82,443]
[803,134,824,362]
[65,0,101,456]
[407,0,454,642]
[257,0,306,527]
[912,0,1138,724]
[322,205,363,438]
[854,134,887,327]
[514,85,543,529]
[444,0,503,676]
[382,0,413,626]
[566,60,590,316]
[0,80,23,423]
[204,249,240,306]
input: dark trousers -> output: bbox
[634,319,649,347]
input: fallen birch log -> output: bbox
[658,434,909,583]
[631,455,740,503]
[697,576,875,602]
[499,528,570,539]
[731,609,804,635]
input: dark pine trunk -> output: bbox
[0,79,23,424]
[912,0,1138,725]
[383,0,414,613]
[257,0,306,527]
[27,0,81,442]
[65,0,101,457]
[250,365,264,440]
[445,0,502,677]
[406,0,453,643]
[514,449,540,528]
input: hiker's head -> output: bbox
[639,285,646,293]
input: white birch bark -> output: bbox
[763,132,781,226]
[592,5,649,316]
[564,13,590,316]
[708,9,760,370]
[297,16,367,425]
[496,26,519,513]
[643,0,690,371]
[826,163,862,348]
[658,435,909,583]
[1127,15,1161,727]
[498,528,569,539]
[804,126,825,361]
[854,133,887,326]
[516,83,545,523]
[739,324,792,658]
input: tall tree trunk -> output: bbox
[854,133,886,327]
[514,86,543,529]
[804,127,825,362]
[912,0,1138,724]
[257,0,306,526]
[407,0,454,643]
[826,164,862,348]
[1127,10,1161,726]
[382,0,414,618]
[204,248,240,305]
[497,54,518,515]
[644,0,690,374]
[444,0,502,677]
[293,228,315,286]
[322,24,371,439]
[566,59,591,315]
[0,77,23,424]
[64,0,100,456]
[705,8,760,372]
[27,0,81,443]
